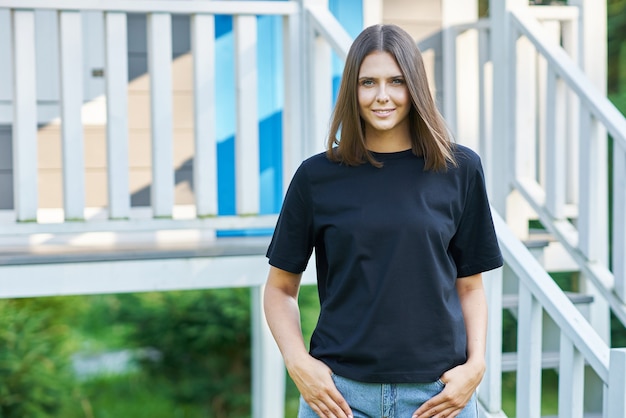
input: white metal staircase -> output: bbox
[0,1,625,417]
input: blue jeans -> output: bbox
[298,373,478,418]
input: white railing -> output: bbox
[0,0,300,235]
[2,1,626,417]
[490,211,626,418]
[505,7,626,320]
[0,3,317,418]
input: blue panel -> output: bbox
[329,0,362,104]
[214,1,362,232]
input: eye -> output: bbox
[359,79,374,86]
[391,78,405,85]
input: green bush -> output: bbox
[114,289,252,418]
[0,298,77,418]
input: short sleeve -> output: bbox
[449,158,503,277]
[266,163,316,273]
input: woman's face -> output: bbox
[357,51,411,140]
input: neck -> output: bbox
[365,130,412,153]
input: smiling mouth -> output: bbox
[372,109,394,116]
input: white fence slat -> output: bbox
[561,18,579,206]
[558,333,584,418]
[234,15,259,215]
[58,10,85,220]
[515,37,537,181]
[613,141,626,302]
[147,12,174,218]
[0,1,299,16]
[11,9,38,222]
[104,12,130,219]
[577,110,609,263]
[251,286,286,418]
[311,24,331,157]
[607,349,626,418]
[191,13,217,217]
[0,10,13,102]
[516,283,543,418]
[544,67,566,219]
[478,267,503,413]
[442,27,457,135]
[281,12,305,192]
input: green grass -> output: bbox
[501,370,560,417]
[60,373,210,418]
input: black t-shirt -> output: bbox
[266,144,503,383]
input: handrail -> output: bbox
[306,5,351,60]
[510,8,626,148]
[509,5,626,310]
[0,0,298,15]
[492,210,610,380]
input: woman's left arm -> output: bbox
[412,273,487,418]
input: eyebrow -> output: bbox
[357,75,404,80]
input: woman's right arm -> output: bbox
[264,266,353,418]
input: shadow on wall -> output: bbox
[0,13,284,214]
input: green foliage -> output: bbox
[60,372,211,418]
[113,289,252,418]
[0,298,78,418]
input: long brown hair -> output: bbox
[326,24,455,171]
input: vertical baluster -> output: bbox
[11,9,38,222]
[147,12,174,218]
[478,267,503,413]
[104,12,130,219]
[251,285,285,418]
[191,13,217,218]
[58,10,85,221]
[578,110,609,263]
[613,141,626,302]
[607,349,626,418]
[442,26,457,135]
[311,19,331,156]
[558,333,584,418]
[516,283,542,418]
[545,66,566,219]
[281,11,305,191]
[561,17,579,207]
[477,27,490,170]
[234,15,259,215]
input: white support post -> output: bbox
[607,349,626,418]
[147,12,174,218]
[58,10,85,221]
[516,283,542,418]
[251,286,286,418]
[558,333,584,418]
[441,0,478,142]
[478,27,494,196]
[234,15,259,215]
[11,9,38,222]
[544,67,566,220]
[104,11,130,219]
[478,267,503,413]
[578,109,610,344]
[613,141,626,302]
[281,9,305,192]
[515,37,537,183]
[489,0,526,214]
[191,13,218,218]
[561,17,579,206]
[311,16,331,157]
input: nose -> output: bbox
[376,85,389,103]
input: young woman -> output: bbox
[264,24,503,418]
